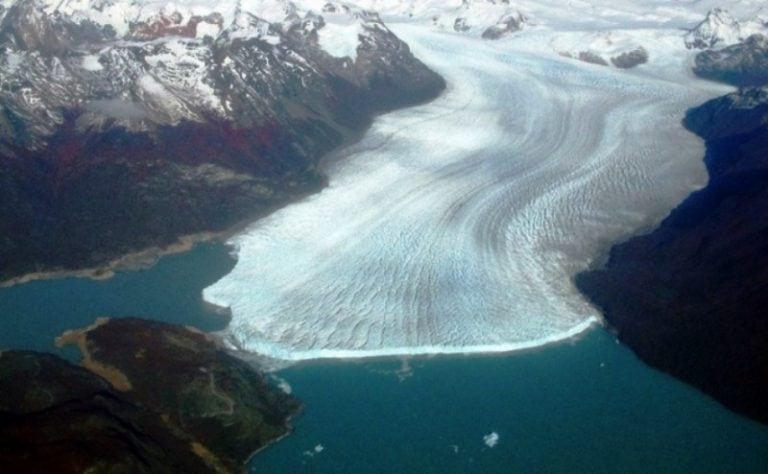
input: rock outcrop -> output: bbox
[610,47,648,69]
[693,34,768,87]
[480,11,525,40]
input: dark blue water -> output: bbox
[1,243,767,472]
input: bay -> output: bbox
[0,243,234,357]
[1,244,766,472]
[252,330,768,473]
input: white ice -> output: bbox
[203,22,730,361]
[316,12,365,60]
[81,55,104,71]
[484,432,499,448]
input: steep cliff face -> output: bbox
[576,86,768,424]
[0,0,445,281]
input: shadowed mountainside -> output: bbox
[576,82,768,423]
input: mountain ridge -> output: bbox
[0,0,445,281]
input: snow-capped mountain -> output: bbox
[684,8,768,49]
[327,0,526,37]
[0,0,441,148]
[0,0,445,279]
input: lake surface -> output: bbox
[1,243,766,472]
[0,243,234,357]
[252,329,768,473]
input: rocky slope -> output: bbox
[693,33,768,87]
[576,74,768,423]
[0,0,445,282]
[1,317,299,472]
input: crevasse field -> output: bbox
[203,20,732,361]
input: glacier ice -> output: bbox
[203,25,727,361]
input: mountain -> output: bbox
[337,0,526,38]
[0,0,445,281]
[576,51,768,423]
[693,33,768,87]
[684,8,768,49]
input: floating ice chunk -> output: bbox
[273,376,292,394]
[483,432,499,448]
[302,444,324,457]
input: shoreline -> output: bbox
[0,231,224,289]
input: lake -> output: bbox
[1,242,766,473]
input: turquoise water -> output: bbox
[0,243,234,357]
[1,243,767,472]
[253,331,768,473]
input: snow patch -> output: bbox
[240,0,295,24]
[196,20,221,39]
[85,98,147,119]
[317,16,365,60]
[81,54,104,71]
[137,74,170,96]
[2,51,23,74]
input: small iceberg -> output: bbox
[483,432,499,448]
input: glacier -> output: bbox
[203,22,731,361]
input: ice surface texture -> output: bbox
[204,26,721,361]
